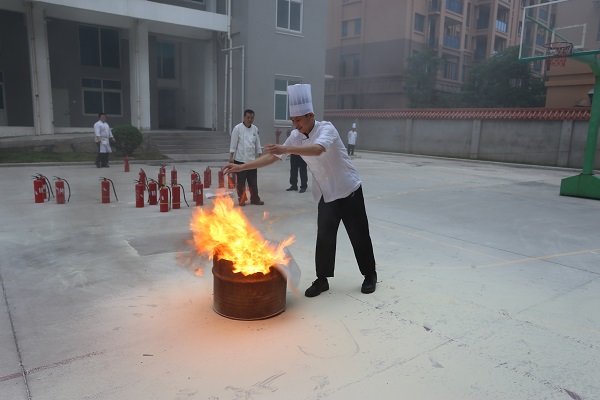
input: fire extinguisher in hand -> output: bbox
[100,177,118,203]
[53,176,71,204]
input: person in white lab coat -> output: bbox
[94,113,114,168]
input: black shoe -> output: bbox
[250,200,264,205]
[299,187,307,193]
[361,272,377,294]
[286,186,298,191]
[305,278,329,297]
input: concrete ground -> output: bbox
[1,152,599,400]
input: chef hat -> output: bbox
[352,123,356,129]
[287,84,313,117]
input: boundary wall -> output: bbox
[324,108,597,169]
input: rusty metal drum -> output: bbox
[212,257,286,320]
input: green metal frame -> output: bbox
[559,53,600,200]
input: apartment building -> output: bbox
[326,0,523,109]
[0,0,326,138]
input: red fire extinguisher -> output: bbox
[171,165,177,186]
[191,170,200,194]
[204,166,212,188]
[100,177,118,203]
[171,184,189,209]
[194,181,204,206]
[159,185,171,212]
[147,179,158,205]
[218,168,225,188]
[227,173,236,189]
[135,180,145,208]
[124,155,130,172]
[32,175,46,203]
[158,164,166,187]
[53,176,71,204]
[139,168,147,189]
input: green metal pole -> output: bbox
[582,76,600,175]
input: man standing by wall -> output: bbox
[229,109,264,206]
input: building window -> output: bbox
[342,18,361,37]
[79,25,120,68]
[82,78,122,116]
[340,54,360,77]
[446,0,463,14]
[443,55,459,80]
[277,0,302,32]
[414,13,425,33]
[157,42,176,79]
[274,77,301,120]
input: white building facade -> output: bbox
[0,0,326,140]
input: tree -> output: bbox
[461,46,545,107]
[405,50,442,108]
[111,125,143,156]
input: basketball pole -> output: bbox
[559,55,600,200]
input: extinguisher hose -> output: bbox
[177,184,190,207]
[53,176,71,203]
[37,173,54,200]
[101,177,119,202]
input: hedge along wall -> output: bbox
[324,108,598,169]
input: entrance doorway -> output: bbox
[158,89,177,129]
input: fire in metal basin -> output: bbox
[213,257,286,320]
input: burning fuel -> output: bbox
[189,196,295,276]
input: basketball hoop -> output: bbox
[544,41,573,67]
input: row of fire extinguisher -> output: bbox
[33,163,236,208]
[133,165,237,212]
[33,173,71,204]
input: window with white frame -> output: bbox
[274,77,301,121]
[82,78,122,115]
[79,25,120,68]
[277,0,302,32]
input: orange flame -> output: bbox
[189,196,295,275]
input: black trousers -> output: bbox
[234,160,260,203]
[315,186,376,277]
[289,154,308,189]
[99,152,109,167]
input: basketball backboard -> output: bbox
[519,0,600,62]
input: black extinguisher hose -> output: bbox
[37,173,54,200]
[177,184,190,207]
[53,176,71,202]
[101,177,118,202]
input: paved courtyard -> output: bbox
[1,152,599,400]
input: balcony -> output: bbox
[443,35,461,49]
[496,20,508,33]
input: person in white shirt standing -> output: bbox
[223,84,377,296]
[93,113,114,168]
[347,122,358,156]
[229,109,264,206]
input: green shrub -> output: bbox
[112,125,143,156]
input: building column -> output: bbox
[129,19,151,130]
[25,3,54,135]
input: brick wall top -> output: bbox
[323,108,591,121]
